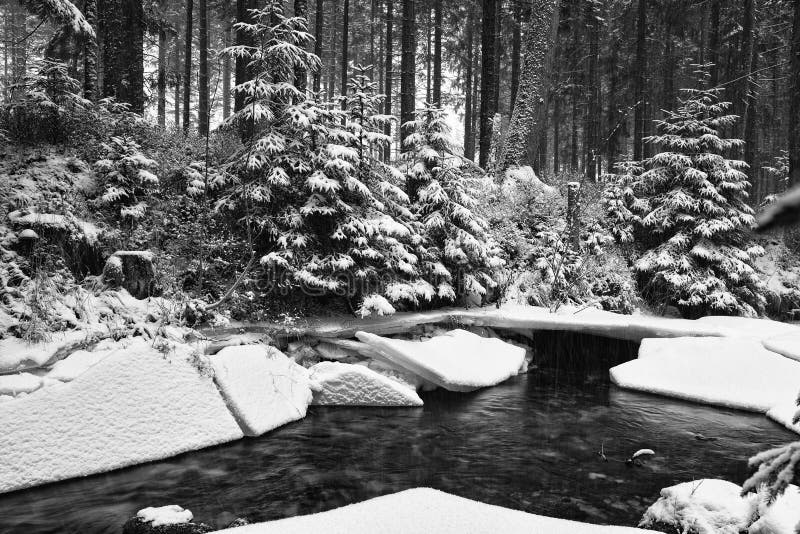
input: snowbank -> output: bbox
[45,347,112,382]
[0,372,43,395]
[0,330,92,373]
[763,332,800,362]
[309,361,423,406]
[209,345,312,437]
[766,399,800,435]
[0,337,243,494]
[356,329,526,392]
[610,337,800,412]
[750,485,800,534]
[696,316,800,341]
[217,487,656,534]
[639,479,758,534]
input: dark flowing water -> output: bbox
[0,337,796,534]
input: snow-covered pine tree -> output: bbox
[403,106,505,305]
[340,65,427,316]
[220,4,423,315]
[604,89,765,317]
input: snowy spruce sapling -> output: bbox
[220,3,428,316]
[402,107,505,305]
[604,89,765,317]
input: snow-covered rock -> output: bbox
[610,337,800,412]
[209,345,312,437]
[309,362,423,406]
[137,505,193,527]
[355,329,526,392]
[639,479,758,534]
[0,337,243,494]
[0,372,43,395]
[763,332,800,362]
[217,487,656,534]
[750,485,800,534]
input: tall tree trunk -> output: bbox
[234,0,254,113]
[585,0,600,181]
[313,0,323,93]
[492,0,501,115]
[400,0,416,151]
[552,88,560,173]
[499,0,561,173]
[744,40,759,204]
[83,0,98,100]
[341,0,349,104]
[223,14,232,119]
[738,0,755,144]
[120,0,144,113]
[570,86,578,172]
[294,0,308,94]
[708,0,720,87]
[157,28,167,127]
[788,0,800,187]
[327,1,337,100]
[426,2,431,103]
[432,0,442,106]
[198,0,209,136]
[509,0,521,112]
[183,0,194,132]
[464,6,475,160]
[478,0,498,168]
[384,0,394,163]
[633,0,646,161]
[174,30,182,128]
[606,44,620,170]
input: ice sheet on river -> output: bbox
[209,345,312,436]
[308,361,423,406]
[217,487,657,534]
[0,337,243,494]
[355,329,526,392]
[609,337,800,412]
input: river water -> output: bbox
[0,334,796,533]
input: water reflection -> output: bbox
[0,370,794,534]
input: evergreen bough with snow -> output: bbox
[604,89,765,317]
[403,107,504,304]
[219,3,427,316]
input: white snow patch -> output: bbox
[217,487,656,534]
[0,372,43,395]
[137,505,193,527]
[696,316,800,342]
[762,332,800,362]
[766,399,800,435]
[309,362,423,406]
[639,479,758,534]
[0,337,243,494]
[355,329,526,392]
[209,345,312,437]
[750,485,800,534]
[610,337,800,412]
[0,330,91,373]
[45,347,112,382]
